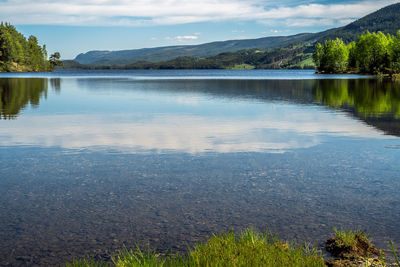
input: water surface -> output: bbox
[0,70,399,265]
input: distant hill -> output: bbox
[73,3,400,67]
[74,31,336,66]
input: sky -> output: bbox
[0,0,398,59]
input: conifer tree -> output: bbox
[0,22,58,72]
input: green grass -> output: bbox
[65,228,400,266]
[67,228,326,267]
[390,240,400,266]
[326,228,381,260]
[112,246,168,267]
[332,228,368,249]
[186,228,325,267]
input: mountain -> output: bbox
[74,32,334,65]
[73,3,400,67]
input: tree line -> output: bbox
[313,30,400,75]
[0,22,61,72]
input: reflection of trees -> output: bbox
[313,79,400,118]
[0,78,48,119]
[50,78,61,92]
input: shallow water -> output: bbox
[0,70,399,265]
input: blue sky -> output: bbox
[0,0,398,59]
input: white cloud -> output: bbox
[285,18,335,27]
[0,0,398,27]
[175,35,199,41]
[166,35,199,42]
[268,30,282,34]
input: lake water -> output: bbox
[0,69,399,265]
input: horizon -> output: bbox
[1,0,399,59]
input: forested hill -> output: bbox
[0,23,62,72]
[73,3,400,67]
[319,2,400,42]
[74,31,333,65]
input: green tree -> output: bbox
[25,36,43,71]
[0,23,25,65]
[0,22,50,72]
[347,41,357,70]
[313,30,400,75]
[313,38,349,73]
[354,31,390,73]
[49,52,62,70]
[388,30,400,73]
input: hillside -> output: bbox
[74,30,336,66]
[63,44,315,70]
[72,3,400,68]
[320,3,400,42]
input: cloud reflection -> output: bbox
[0,110,392,154]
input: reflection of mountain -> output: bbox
[0,78,48,119]
[77,78,316,104]
[312,79,400,136]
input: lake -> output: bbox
[0,69,399,265]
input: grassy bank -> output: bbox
[68,228,325,267]
[67,228,399,267]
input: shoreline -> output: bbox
[67,228,399,267]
